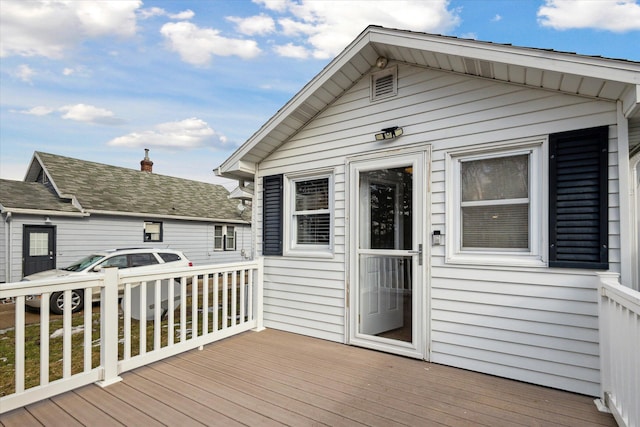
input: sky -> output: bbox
[1,0,639,188]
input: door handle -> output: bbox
[408,244,423,265]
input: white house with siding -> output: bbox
[0,151,251,282]
[215,26,640,397]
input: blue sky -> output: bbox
[1,0,639,186]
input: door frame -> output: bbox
[22,224,57,277]
[346,146,431,360]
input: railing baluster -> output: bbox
[123,283,131,360]
[191,276,198,338]
[213,272,219,331]
[222,272,228,329]
[15,296,25,393]
[153,279,161,350]
[180,277,187,342]
[231,270,237,326]
[168,278,175,346]
[84,287,92,372]
[140,281,147,356]
[40,294,50,385]
[202,274,209,334]
[63,290,72,378]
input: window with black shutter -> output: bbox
[263,174,283,256]
[549,126,608,269]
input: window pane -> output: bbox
[462,155,528,201]
[214,226,223,249]
[29,233,49,256]
[295,179,328,211]
[226,226,235,250]
[296,213,330,244]
[144,221,162,242]
[462,204,529,249]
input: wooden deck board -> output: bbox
[1,329,616,427]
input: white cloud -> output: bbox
[160,22,262,66]
[227,14,276,36]
[107,118,228,149]
[139,6,194,20]
[17,106,54,116]
[170,10,195,20]
[14,64,35,83]
[538,0,640,32]
[268,0,461,59]
[492,14,502,22]
[254,0,293,13]
[59,104,123,125]
[274,43,310,59]
[0,0,142,58]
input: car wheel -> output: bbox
[50,290,84,315]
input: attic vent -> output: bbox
[371,66,397,101]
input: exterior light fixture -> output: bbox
[374,126,403,141]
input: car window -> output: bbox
[99,255,128,269]
[64,254,105,271]
[129,253,159,267]
[158,253,181,263]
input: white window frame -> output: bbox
[213,225,236,251]
[284,170,334,257]
[445,138,547,267]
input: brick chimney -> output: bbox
[140,148,153,173]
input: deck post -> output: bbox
[253,257,265,331]
[96,267,122,387]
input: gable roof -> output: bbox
[215,25,640,181]
[0,179,82,216]
[1,151,249,224]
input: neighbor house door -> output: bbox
[23,225,56,277]
[348,149,429,359]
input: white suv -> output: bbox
[22,248,192,314]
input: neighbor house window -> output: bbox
[214,225,236,251]
[143,221,162,242]
[447,140,544,266]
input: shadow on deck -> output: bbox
[0,329,615,426]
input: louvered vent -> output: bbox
[262,174,283,256]
[549,126,608,269]
[371,67,397,101]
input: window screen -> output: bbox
[460,154,529,250]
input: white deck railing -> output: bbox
[598,272,640,427]
[0,259,263,414]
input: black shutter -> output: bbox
[549,126,608,269]
[263,174,283,256]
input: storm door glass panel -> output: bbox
[460,154,529,250]
[358,167,413,343]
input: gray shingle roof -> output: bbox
[0,179,80,213]
[9,152,248,223]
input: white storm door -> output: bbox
[349,150,426,359]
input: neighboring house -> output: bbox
[0,150,252,282]
[215,26,640,397]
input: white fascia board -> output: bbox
[369,28,640,84]
[0,207,89,217]
[622,85,640,119]
[218,30,373,175]
[86,209,250,225]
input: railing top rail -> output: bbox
[118,260,261,282]
[599,276,640,313]
[0,275,105,297]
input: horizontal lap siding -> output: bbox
[258,64,619,395]
[5,215,251,280]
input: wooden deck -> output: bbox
[1,329,615,427]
